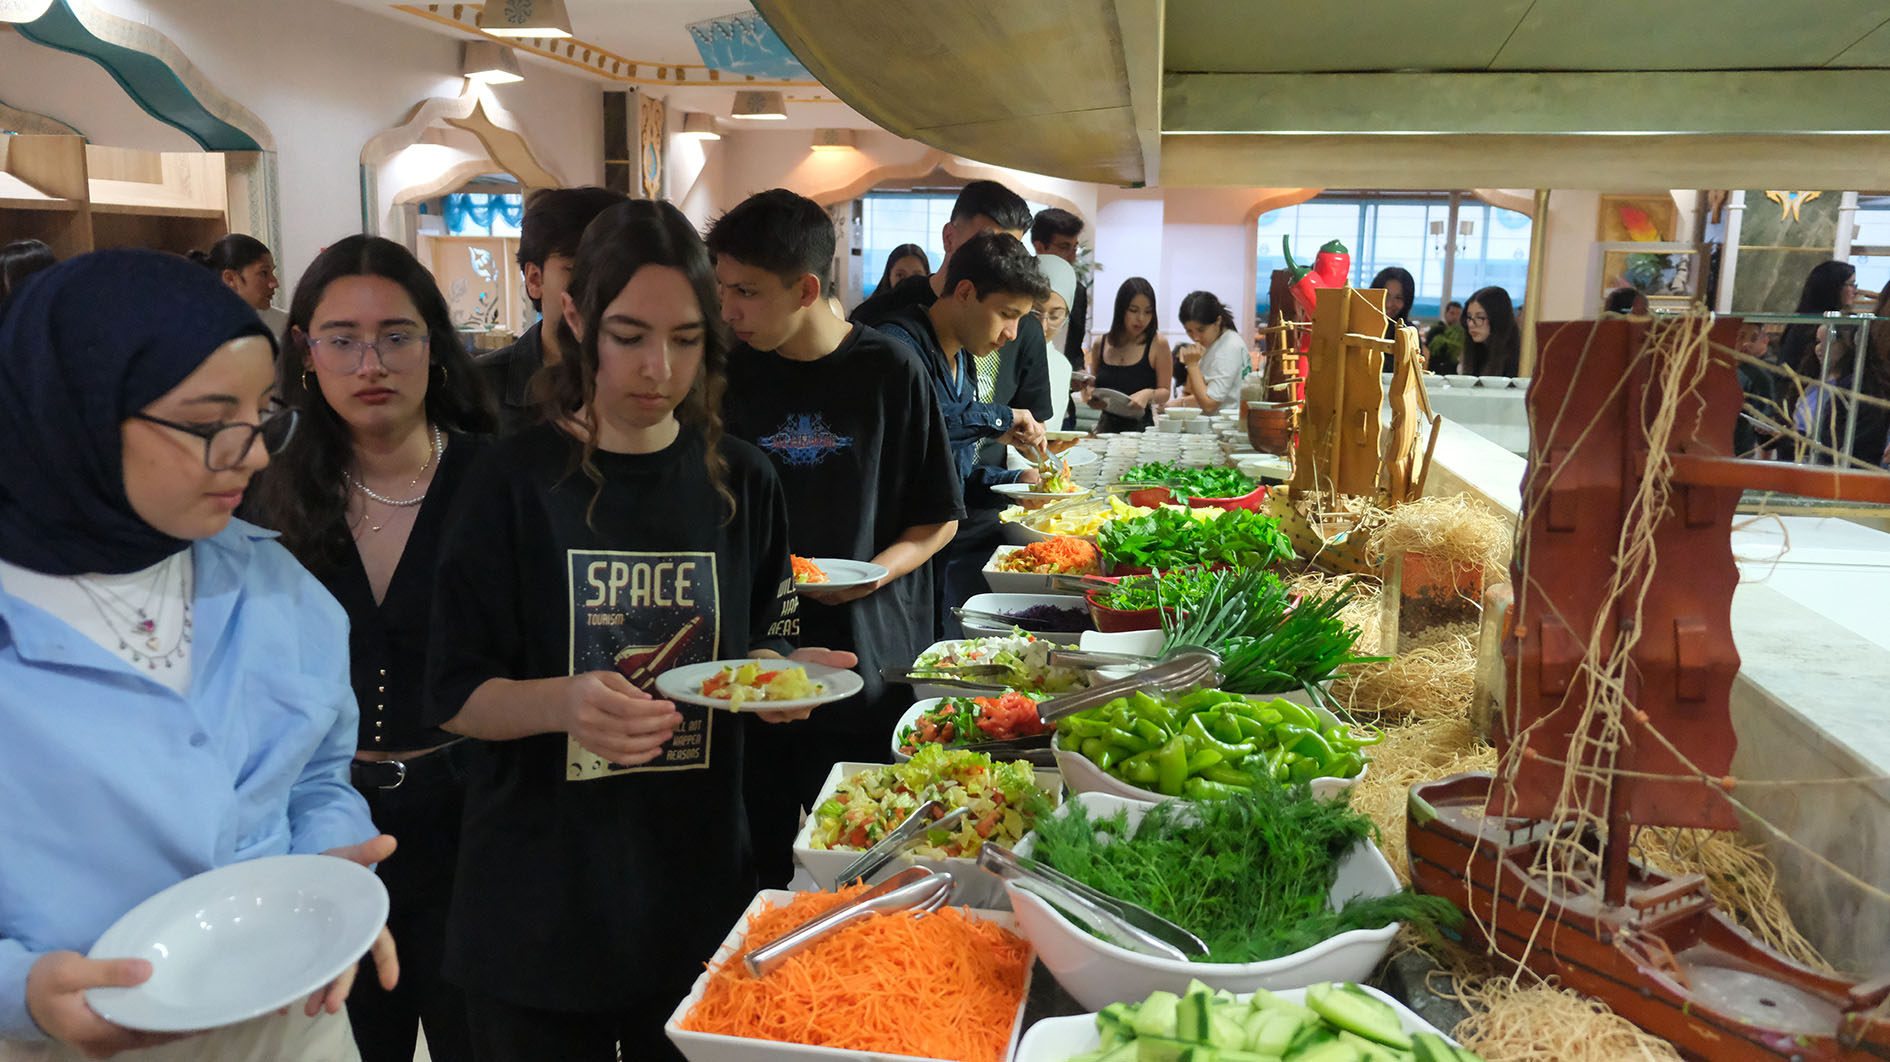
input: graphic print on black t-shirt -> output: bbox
[757,413,853,467]
[565,549,721,780]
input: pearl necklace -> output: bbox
[348,425,443,532]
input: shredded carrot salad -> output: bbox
[682,886,1030,1062]
[995,536,1099,574]
[791,555,829,583]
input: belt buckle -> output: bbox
[384,760,407,790]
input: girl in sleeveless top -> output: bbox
[1082,277,1170,432]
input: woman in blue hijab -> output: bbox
[0,250,393,1061]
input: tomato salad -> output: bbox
[896,692,1050,756]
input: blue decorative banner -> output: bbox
[686,10,808,80]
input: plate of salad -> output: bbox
[909,633,1090,698]
[793,745,1060,907]
[789,556,888,593]
[891,692,1051,761]
[654,659,862,710]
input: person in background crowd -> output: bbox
[874,243,930,295]
[1733,320,1784,460]
[190,233,282,334]
[876,232,1050,637]
[476,187,628,433]
[1030,208,1086,371]
[1084,277,1171,431]
[708,189,962,888]
[0,238,55,313]
[424,200,848,1062]
[0,249,393,1061]
[1034,253,1078,429]
[1603,287,1649,315]
[1779,259,1858,379]
[1368,266,1417,338]
[1424,300,1463,371]
[246,236,497,1062]
[1170,291,1248,415]
[1459,286,1521,377]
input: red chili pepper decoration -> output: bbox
[1282,236,1352,319]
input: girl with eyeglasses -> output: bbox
[422,200,852,1061]
[0,249,392,1060]
[245,235,495,1062]
[1459,286,1521,377]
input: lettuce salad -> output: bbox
[806,744,1054,858]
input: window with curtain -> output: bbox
[1254,194,1531,324]
[432,192,525,237]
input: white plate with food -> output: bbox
[790,556,888,593]
[655,659,863,710]
[990,482,1092,510]
[85,854,388,1032]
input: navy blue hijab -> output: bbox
[0,248,275,575]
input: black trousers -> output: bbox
[347,744,475,1062]
[743,717,894,888]
[464,988,685,1062]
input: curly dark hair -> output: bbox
[249,235,496,569]
[538,199,737,524]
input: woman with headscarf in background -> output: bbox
[0,249,393,1061]
[1033,252,1078,430]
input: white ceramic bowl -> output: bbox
[1156,420,1187,434]
[984,544,1098,595]
[1006,793,1404,1010]
[959,592,1092,644]
[1053,689,1365,803]
[791,761,1063,909]
[1512,376,1531,389]
[1011,984,1460,1062]
[1444,374,1477,388]
[665,889,1035,1062]
[1476,375,1509,388]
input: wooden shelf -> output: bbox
[0,137,232,256]
[87,201,226,219]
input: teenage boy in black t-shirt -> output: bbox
[474,186,628,432]
[708,188,965,885]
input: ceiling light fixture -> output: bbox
[729,90,787,120]
[461,41,524,84]
[476,0,572,39]
[678,113,721,141]
[810,128,856,151]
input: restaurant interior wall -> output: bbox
[0,0,604,295]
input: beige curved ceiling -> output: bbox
[753,0,1890,188]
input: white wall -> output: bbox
[1,0,603,293]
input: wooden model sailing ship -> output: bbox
[1406,315,1890,1060]
[1259,276,1440,575]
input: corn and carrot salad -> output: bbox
[994,536,1099,574]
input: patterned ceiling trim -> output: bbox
[11,0,270,151]
[686,10,809,80]
[396,3,821,88]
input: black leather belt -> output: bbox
[350,758,408,790]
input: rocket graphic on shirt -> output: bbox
[565,550,721,780]
[757,413,853,467]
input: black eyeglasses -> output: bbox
[130,404,299,471]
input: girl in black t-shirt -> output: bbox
[425,200,851,1062]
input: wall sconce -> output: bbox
[810,128,855,152]
[678,113,721,141]
[729,90,787,120]
[462,41,524,84]
[476,0,572,38]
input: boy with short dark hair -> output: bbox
[1031,207,1088,374]
[476,186,628,432]
[707,188,964,885]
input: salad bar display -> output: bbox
[898,692,1051,756]
[911,633,1091,694]
[1098,508,1293,573]
[1121,461,1259,501]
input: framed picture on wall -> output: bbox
[1598,194,1679,243]
[1600,245,1700,302]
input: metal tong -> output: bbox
[833,800,970,887]
[978,845,1208,960]
[880,663,1012,692]
[1029,648,1220,725]
[742,866,956,978]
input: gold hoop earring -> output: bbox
[301,370,314,392]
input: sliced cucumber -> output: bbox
[1304,983,1412,1050]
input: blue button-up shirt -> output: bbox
[0,520,374,1041]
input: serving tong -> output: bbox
[833,800,971,887]
[880,662,1013,692]
[978,845,1208,961]
[742,865,956,977]
[955,649,1219,760]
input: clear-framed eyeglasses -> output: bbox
[303,330,431,374]
[1033,306,1070,332]
[130,403,299,471]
